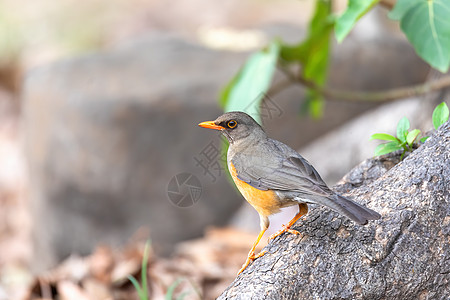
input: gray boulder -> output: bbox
[23,34,248,271]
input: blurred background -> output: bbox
[0,0,442,299]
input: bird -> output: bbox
[198,111,381,274]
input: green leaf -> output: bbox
[374,141,404,156]
[128,276,145,300]
[389,0,450,73]
[306,91,324,119]
[279,44,302,62]
[396,117,410,143]
[219,68,242,109]
[127,240,151,300]
[389,0,418,19]
[222,40,280,124]
[406,129,421,145]
[280,0,333,118]
[299,0,333,85]
[432,101,449,129]
[280,1,334,68]
[420,136,430,143]
[335,0,379,42]
[369,133,399,142]
[140,241,151,300]
[166,278,184,300]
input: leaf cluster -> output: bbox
[220,0,450,122]
[370,102,449,159]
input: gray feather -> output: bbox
[231,138,381,224]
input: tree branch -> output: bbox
[219,122,450,299]
[379,0,396,10]
[270,66,450,102]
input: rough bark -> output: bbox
[219,122,450,300]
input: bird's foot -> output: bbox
[268,225,300,241]
[237,250,267,275]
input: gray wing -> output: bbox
[232,139,381,224]
[231,138,332,197]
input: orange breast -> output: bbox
[228,162,281,217]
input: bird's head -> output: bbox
[198,111,266,144]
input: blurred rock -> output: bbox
[23,33,249,271]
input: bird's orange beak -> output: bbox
[198,121,224,130]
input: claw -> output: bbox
[253,250,267,259]
[268,203,307,241]
[237,204,308,275]
[269,225,301,241]
[237,250,268,275]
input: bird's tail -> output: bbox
[319,194,381,225]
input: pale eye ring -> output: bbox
[227,120,237,129]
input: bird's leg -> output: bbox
[269,203,308,241]
[238,215,269,275]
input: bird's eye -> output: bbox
[227,120,237,129]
